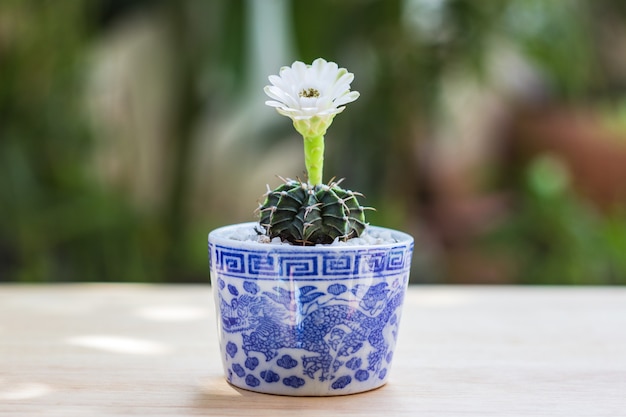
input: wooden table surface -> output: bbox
[1,284,625,416]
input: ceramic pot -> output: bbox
[208,222,414,396]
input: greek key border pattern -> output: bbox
[209,243,413,280]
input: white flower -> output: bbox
[264,58,360,137]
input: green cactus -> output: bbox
[258,178,369,245]
[260,59,370,244]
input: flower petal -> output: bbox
[333,91,360,107]
[292,61,308,80]
[265,85,299,107]
[264,58,359,133]
[265,100,287,108]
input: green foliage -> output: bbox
[0,1,113,281]
[2,0,626,284]
[258,179,368,245]
[500,0,596,98]
[482,155,626,285]
[1,1,185,282]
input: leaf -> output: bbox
[299,291,324,304]
[299,285,317,295]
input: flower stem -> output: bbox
[303,135,324,185]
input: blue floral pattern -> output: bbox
[210,225,413,395]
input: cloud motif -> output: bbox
[243,281,260,294]
[260,370,280,383]
[355,370,369,382]
[283,376,305,388]
[232,363,245,378]
[218,279,225,289]
[228,284,239,296]
[378,369,387,379]
[245,356,259,370]
[245,374,260,387]
[226,342,237,358]
[276,354,298,369]
[327,283,347,296]
[331,375,352,390]
[345,357,362,370]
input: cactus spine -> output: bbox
[258,178,369,245]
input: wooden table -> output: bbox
[1,284,624,416]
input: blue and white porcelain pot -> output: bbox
[208,222,414,396]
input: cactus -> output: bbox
[258,178,369,245]
[260,58,370,245]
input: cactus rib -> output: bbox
[258,178,371,245]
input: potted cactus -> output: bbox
[209,58,414,396]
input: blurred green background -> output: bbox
[2,0,626,284]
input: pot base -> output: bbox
[225,378,388,397]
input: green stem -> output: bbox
[303,135,324,185]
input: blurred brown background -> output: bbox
[2,0,626,284]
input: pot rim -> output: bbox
[208,222,413,251]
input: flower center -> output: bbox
[299,88,320,98]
